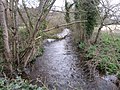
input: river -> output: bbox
[30,29,118,90]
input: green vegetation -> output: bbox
[0,0,120,89]
[78,41,85,50]
[82,0,99,39]
[0,77,46,90]
[85,32,120,78]
[73,0,99,42]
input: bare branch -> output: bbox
[43,20,87,32]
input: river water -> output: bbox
[30,29,119,90]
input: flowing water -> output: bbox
[30,29,119,90]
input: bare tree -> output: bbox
[0,0,13,72]
[94,0,120,43]
[22,0,56,68]
[0,0,56,75]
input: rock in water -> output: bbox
[86,77,119,90]
[43,39,56,44]
[57,28,70,39]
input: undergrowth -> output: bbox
[0,77,46,90]
[83,33,120,78]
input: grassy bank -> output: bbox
[84,32,120,78]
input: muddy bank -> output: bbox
[30,29,119,90]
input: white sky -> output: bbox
[54,0,73,7]
[53,0,73,10]
[19,0,73,10]
[19,0,120,10]
[110,0,120,4]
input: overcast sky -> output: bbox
[19,0,72,7]
[19,0,120,10]
[54,0,73,7]
[110,0,120,4]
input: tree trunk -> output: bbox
[0,0,13,72]
[74,0,84,41]
[94,23,103,44]
[38,0,45,13]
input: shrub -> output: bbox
[0,77,45,90]
[85,33,120,76]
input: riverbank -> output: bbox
[29,29,119,90]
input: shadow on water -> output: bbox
[30,29,119,90]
